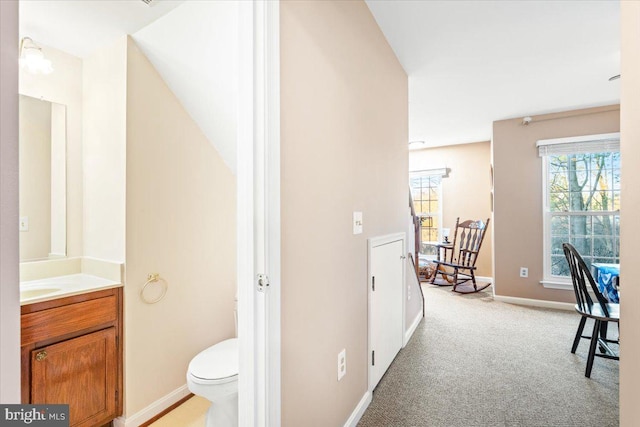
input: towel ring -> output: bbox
[140,273,168,304]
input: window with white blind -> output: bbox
[538,133,621,288]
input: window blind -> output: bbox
[409,167,448,177]
[537,133,620,157]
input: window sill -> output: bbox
[540,280,572,291]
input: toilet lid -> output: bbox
[188,338,238,385]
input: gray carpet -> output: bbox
[358,284,619,427]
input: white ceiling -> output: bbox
[20,1,621,153]
[20,0,186,58]
[366,0,621,148]
[19,0,238,172]
[132,1,238,172]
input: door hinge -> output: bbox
[372,276,375,291]
[116,336,119,349]
[257,274,270,292]
[115,389,119,403]
[372,350,375,366]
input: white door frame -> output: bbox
[237,1,281,426]
[367,232,406,394]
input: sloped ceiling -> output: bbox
[132,1,238,173]
[20,0,237,173]
[20,1,619,154]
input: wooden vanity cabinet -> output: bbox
[21,288,123,427]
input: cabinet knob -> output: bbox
[35,351,47,361]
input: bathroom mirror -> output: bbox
[19,94,67,261]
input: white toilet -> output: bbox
[187,338,238,427]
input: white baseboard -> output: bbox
[343,391,372,427]
[476,276,493,282]
[403,309,423,347]
[113,384,191,427]
[493,295,574,311]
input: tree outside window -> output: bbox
[547,151,620,277]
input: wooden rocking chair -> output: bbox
[430,217,491,293]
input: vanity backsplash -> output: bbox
[20,256,123,282]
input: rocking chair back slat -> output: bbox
[455,220,488,268]
[457,229,467,263]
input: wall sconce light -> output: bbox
[19,37,53,75]
[409,140,427,150]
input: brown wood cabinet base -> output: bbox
[21,288,123,427]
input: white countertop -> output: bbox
[20,273,122,306]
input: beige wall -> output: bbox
[83,38,127,262]
[18,96,51,260]
[124,37,237,416]
[19,44,83,259]
[0,0,21,403]
[410,141,493,277]
[492,105,620,302]
[620,1,640,425]
[281,1,408,425]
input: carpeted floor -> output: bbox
[358,284,619,427]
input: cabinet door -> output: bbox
[31,328,117,427]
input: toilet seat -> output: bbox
[188,338,238,385]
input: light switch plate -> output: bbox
[19,216,29,232]
[353,212,363,235]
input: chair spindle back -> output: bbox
[450,218,490,268]
[562,243,610,317]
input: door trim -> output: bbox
[367,232,406,394]
[237,1,281,426]
[265,1,282,424]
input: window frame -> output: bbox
[410,168,446,260]
[539,133,620,290]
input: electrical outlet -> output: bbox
[337,349,346,381]
[520,267,528,278]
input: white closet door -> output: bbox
[370,238,404,389]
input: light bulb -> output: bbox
[19,39,53,75]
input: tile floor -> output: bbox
[149,396,209,427]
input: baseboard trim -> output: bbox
[138,393,194,427]
[343,391,372,427]
[494,295,574,311]
[403,309,423,347]
[113,385,192,427]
